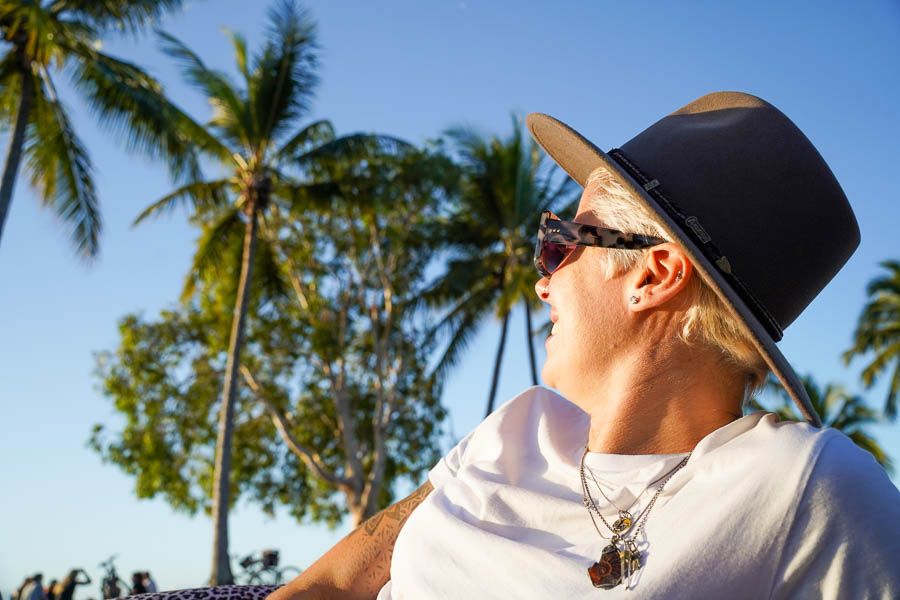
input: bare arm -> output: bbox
[268,480,434,600]
[75,571,91,585]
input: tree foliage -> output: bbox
[422,115,578,416]
[843,259,900,421]
[0,0,190,258]
[91,144,457,528]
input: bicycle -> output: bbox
[234,549,302,585]
[98,555,132,599]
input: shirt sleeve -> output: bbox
[428,427,476,488]
[769,430,900,600]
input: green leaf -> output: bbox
[25,77,101,259]
[133,178,231,226]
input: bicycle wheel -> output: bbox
[247,569,280,586]
[276,567,302,584]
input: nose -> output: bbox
[534,277,550,302]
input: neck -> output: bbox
[571,345,745,455]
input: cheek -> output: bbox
[568,273,627,363]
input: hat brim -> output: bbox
[527,112,821,427]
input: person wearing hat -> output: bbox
[269,92,900,599]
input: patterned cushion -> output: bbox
[126,585,280,600]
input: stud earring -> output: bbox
[629,295,640,305]
[675,271,683,281]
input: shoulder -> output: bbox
[801,429,899,511]
[428,386,586,485]
[768,429,900,596]
[719,411,836,466]
[744,415,893,490]
[478,385,588,451]
[489,385,584,424]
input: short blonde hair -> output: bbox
[584,166,769,403]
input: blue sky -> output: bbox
[2,0,899,594]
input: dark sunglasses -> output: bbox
[533,210,667,278]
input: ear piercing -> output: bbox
[631,272,682,305]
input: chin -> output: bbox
[541,362,558,390]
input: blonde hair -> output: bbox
[584,166,769,404]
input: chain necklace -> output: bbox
[583,457,682,530]
[580,446,691,590]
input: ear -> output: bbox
[625,243,693,312]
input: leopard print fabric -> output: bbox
[125,585,280,600]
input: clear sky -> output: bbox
[2,0,899,594]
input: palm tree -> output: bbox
[423,115,578,418]
[134,1,408,584]
[0,0,192,259]
[750,373,892,474]
[842,259,900,421]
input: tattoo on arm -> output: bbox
[362,480,433,536]
[356,480,434,591]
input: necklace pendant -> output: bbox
[612,511,633,533]
[588,544,622,589]
[622,540,642,582]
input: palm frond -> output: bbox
[250,0,319,150]
[294,133,414,172]
[156,30,250,151]
[68,47,231,180]
[223,28,250,84]
[0,52,22,124]
[133,178,232,226]
[25,79,100,260]
[883,360,900,420]
[275,118,334,161]
[847,431,894,474]
[49,0,186,34]
[426,283,497,386]
[181,205,245,303]
[865,260,900,296]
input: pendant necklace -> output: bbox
[579,446,691,590]
[582,458,679,537]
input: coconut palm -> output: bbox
[0,0,193,259]
[423,115,578,418]
[842,259,900,421]
[750,373,892,474]
[133,1,409,584]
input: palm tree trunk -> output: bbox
[208,196,260,586]
[485,311,510,418]
[0,70,35,250]
[524,297,538,385]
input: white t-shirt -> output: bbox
[378,386,900,599]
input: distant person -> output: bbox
[129,575,145,596]
[14,576,33,600]
[58,570,91,600]
[140,574,156,594]
[23,575,45,600]
[44,580,58,600]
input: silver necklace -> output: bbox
[583,457,683,530]
[580,446,691,590]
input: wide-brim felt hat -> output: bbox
[527,91,860,427]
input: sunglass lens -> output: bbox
[542,241,571,275]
